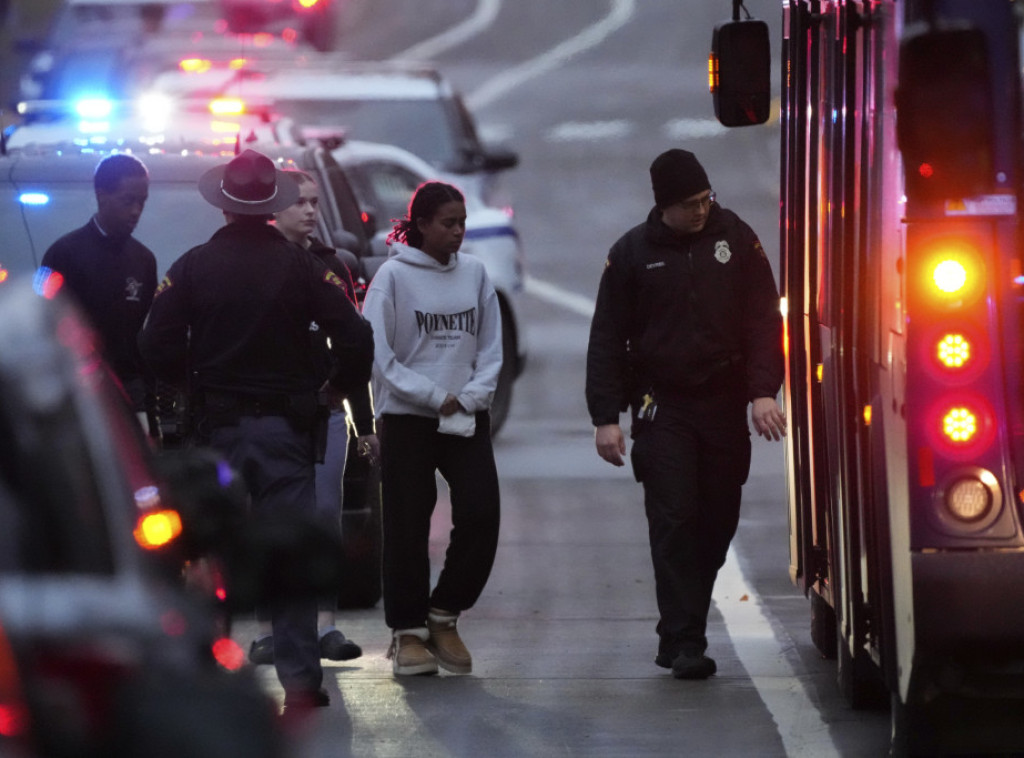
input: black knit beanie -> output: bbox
[649,149,711,209]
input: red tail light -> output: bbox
[0,621,31,742]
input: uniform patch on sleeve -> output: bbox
[753,239,768,260]
[324,270,345,290]
[154,274,173,297]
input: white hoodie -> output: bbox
[361,241,503,420]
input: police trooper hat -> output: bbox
[198,149,299,214]
[650,148,711,209]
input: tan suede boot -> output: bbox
[387,628,438,676]
[426,608,472,674]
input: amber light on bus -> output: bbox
[708,53,719,93]
[927,394,996,460]
[942,406,978,443]
[917,239,985,308]
[936,333,971,369]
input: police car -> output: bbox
[143,60,520,207]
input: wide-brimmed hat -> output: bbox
[198,149,299,214]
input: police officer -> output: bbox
[585,148,786,680]
[41,153,157,433]
[138,149,373,710]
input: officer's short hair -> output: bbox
[94,154,149,194]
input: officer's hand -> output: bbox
[752,397,787,441]
[357,434,380,465]
[595,423,626,467]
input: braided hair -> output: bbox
[387,181,465,249]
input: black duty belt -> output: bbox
[203,390,292,418]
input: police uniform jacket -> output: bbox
[586,203,783,427]
[41,219,157,412]
[138,221,373,401]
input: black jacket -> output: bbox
[138,220,373,399]
[307,236,375,435]
[41,219,157,412]
[586,204,783,426]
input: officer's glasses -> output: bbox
[679,191,716,212]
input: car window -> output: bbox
[348,161,422,225]
[279,99,460,170]
[321,164,368,246]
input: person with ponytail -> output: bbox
[361,181,503,677]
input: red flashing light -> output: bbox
[282,27,298,43]
[40,269,64,299]
[918,162,935,179]
[360,211,370,224]
[212,638,245,671]
[926,393,996,460]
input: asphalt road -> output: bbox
[232,2,894,756]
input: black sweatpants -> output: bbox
[629,389,751,657]
[380,412,501,631]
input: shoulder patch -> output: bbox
[154,274,173,297]
[324,270,345,290]
[753,239,767,260]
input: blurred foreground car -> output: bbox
[0,277,287,757]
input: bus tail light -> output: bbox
[932,468,1003,533]
[919,238,985,309]
[926,394,996,460]
[944,476,994,522]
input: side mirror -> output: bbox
[896,24,994,201]
[480,146,519,172]
[710,19,771,127]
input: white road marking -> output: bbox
[466,0,637,110]
[396,0,503,61]
[545,119,633,141]
[715,547,840,757]
[524,275,594,318]
[528,280,839,756]
[663,117,729,140]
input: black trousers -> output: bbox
[380,412,501,631]
[629,390,751,656]
[208,415,322,695]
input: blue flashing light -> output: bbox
[75,98,114,119]
[18,192,50,206]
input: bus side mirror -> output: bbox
[896,25,995,201]
[710,19,771,127]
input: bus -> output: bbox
[713,1,1024,754]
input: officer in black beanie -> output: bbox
[585,148,786,679]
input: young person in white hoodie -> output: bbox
[361,181,503,677]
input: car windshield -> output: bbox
[280,99,460,170]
